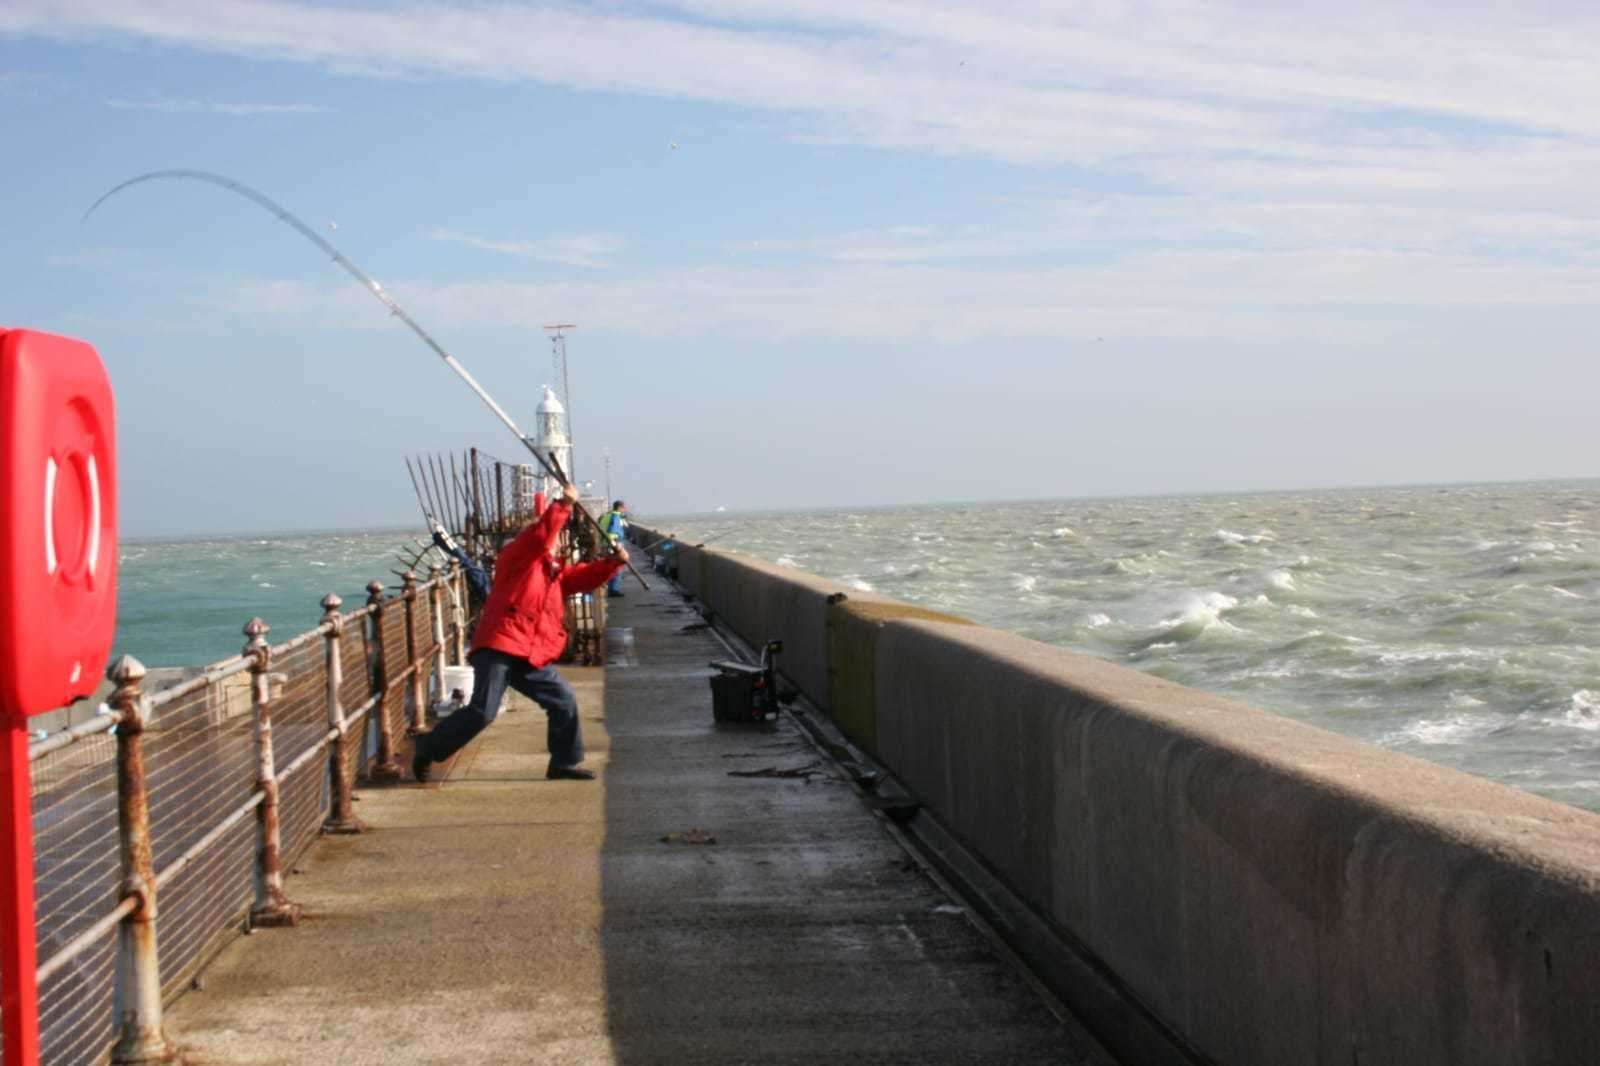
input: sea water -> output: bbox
[116,529,418,667]
[115,481,1599,810]
[656,480,1600,812]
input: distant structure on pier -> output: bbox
[520,384,572,510]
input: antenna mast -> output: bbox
[545,323,576,487]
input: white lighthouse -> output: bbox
[530,384,572,500]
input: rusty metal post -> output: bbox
[245,619,300,927]
[365,580,402,782]
[429,566,448,685]
[469,447,483,556]
[494,461,505,538]
[107,656,178,1065]
[320,594,365,834]
[401,572,425,731]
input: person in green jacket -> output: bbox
[600,500,629,597]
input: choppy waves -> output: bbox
[660,480,1600,811]
[116,529,420,666]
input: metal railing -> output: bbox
[15,564,472,1065]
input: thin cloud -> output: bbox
[105,96,328,114]
[208,239,1600,346]
[17,0,1600,343]
[10,1,1600,158]
[427,228,627,269]
[12,0,1600,245]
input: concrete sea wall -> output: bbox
[633,524,1600,1066]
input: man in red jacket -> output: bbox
[413,481,627,782]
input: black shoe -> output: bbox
[412,748,432,783]
[547,765,597,781]
[608,589,625,598]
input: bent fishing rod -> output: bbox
[84,168,648,589]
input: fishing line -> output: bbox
[84,168,647,588]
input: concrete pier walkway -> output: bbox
[165,580,1100,1064]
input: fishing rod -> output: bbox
[403,456,434,525]
[429,455,457,535]
[84,168,648,589]
[449,452,472,533]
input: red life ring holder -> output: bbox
[0,329,118,717]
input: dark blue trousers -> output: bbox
[419,648,584,769]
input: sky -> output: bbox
[2,1,1598,536]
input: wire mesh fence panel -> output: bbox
[381,602,407,678]
[264,637,331,861]
[31,732,120,961]
[381,683,408,758]
[36,926,116,1066]
[344,702,372,784]
[412,592,434,662]
[145,682,257,874]
[338,621,371,716]
[29,732,120,1066]
[144,668,262,1002]
[156,813,255,1000]
[278,751,327,866]
[268,639,328,777]
[417,655,436,716]
[380,603,411,739]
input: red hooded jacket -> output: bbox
[472,500,625,667]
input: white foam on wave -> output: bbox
[848,578,874,592]
[1051,527,1075,539]
[258,581,275,588]
[1287,604,1319,619]
[1085,613,1112,628]
[1549,585,1583,599]
[1151,592,1241,643]
[776,555,799,568]
[1214,529,1274,546]
[1014,575,1038,593]
[1559,690,1600,731]
[1375,646,1488,667]
[309,561,328,568]
[1384,713,1500,746]
[1268,569,1297,593]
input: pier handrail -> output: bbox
[19,564,474,1065]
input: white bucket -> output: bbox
[440,665,475,705]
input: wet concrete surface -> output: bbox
[163,579,1097,1064]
